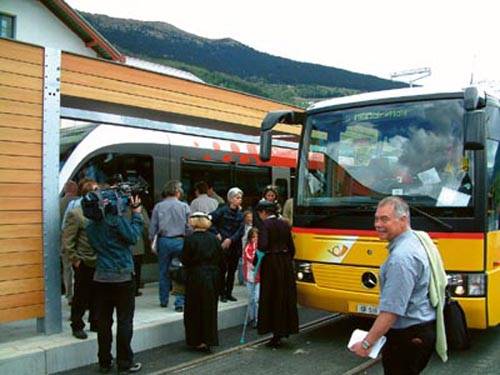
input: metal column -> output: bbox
[37,47,62,334]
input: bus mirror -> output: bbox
[464,86,480,110]
[464,110,485,150]
[260,110,304,162]
[260,130,272,162]
[261,110,301,131]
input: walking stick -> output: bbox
[239,250,265,344]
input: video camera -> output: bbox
[81,173,149,221]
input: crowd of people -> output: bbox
[60,176,447,374]
[59,178,298,372]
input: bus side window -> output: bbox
[487,139,500,230]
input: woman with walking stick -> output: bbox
[255,200,298,348]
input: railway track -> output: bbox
[150,314,381,375]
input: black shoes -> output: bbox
[195,344,212,354]
[160,303,168,308]
[118,362,142,373]
[72,329,88,340]
[220,296,227,303]
[135,291,143,297]
[227,295,237,302]
[265,336,283,348]
[175,306,183,312]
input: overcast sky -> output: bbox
[66,0,500,89]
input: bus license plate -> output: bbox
[356,304,379,315]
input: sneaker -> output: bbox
[227,295,237,302]
[72,329,88,340]
[118,362,142,373]
[175,306,183,312]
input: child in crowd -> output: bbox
[242,227,260,328]
[238,210,253,285]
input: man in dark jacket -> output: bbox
[86,192,144,373]
[209,187,244,302]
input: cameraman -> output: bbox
[86,192,144,374]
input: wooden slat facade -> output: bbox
[0,39,44,323]
[61,53,300,135]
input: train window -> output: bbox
[181,160,231,203]
[181,159,272,209]
[234,165,271,209]
[274,178,288,203]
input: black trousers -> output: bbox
[95,280,135,369]
[133,255,143,292]
[382,320,436,375]
[70,263,96,331]
[221,252,239,297]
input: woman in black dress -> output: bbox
[255,200,298,348]
[181,212,223,353]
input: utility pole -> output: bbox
[390,67,431,87]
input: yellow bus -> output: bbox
[260,86,500,329]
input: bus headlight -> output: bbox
[467,274,485,296]
[294,261,315,283]
[447,273,485,297]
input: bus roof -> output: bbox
[308,86,472,112]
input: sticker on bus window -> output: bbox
[311,130,328,140]
[436,187,470,207]
[417,168,441,185]
[310,145,327,153]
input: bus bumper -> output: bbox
[296,282,487,329]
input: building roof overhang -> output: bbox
[40,0,125,62]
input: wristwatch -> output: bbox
[361,339,371,350]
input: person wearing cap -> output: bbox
[181,212,223,353]
[255,199,298,348]
[209,187,245,302]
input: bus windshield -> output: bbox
[298,99,474,208]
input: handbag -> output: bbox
[443,290,470,350]
[168,257,186,284]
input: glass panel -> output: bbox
[181,160,231,203]
[298,99,473,208]
[60,119,98,170]
[487,139,500,230]
[0,14,14,38]
[234,165,270,209]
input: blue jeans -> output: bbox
[237,257,244,285]
[158,237,184,307]
[246,281,260,324]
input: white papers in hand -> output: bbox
[348,329,386,359]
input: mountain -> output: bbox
[80,12,407,107]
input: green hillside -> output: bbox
[80,12,407,107]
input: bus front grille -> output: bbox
[312,263,380,294]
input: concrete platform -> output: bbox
[0,283,249,375]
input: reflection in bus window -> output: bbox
[298,99,474,209]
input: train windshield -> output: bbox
[297,99,474,209]
[60,119,98,170]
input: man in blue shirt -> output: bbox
[350,196,436,374]
[149,180,190,311]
